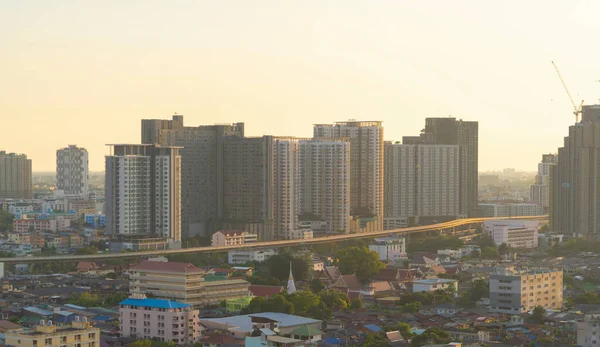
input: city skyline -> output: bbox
[3,1,600,172]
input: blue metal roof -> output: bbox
[323,337,343,345]
[119,298,190,309]
[54,311,74,316]
[364,324,382,332]
[24,307,53,316]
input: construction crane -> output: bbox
[552,61,584,123]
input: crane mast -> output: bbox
[552,61,583,123]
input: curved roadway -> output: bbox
[0,215,548,264]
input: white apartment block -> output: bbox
[273,138,300,239]
[56,145,89,196]
[489,268,563,314]
[384,142,459,219]
[119,294,201,344]
[227,249,277,265]
[314,121,384,231]
[483,220,539,249]
[298,139,350,234]
[369,237,406,261]
[105,144,182,242]
[211,230,258,247]
[577,313,600,347]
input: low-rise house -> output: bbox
[419,303,464,316]
[411,278,458,294]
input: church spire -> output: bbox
[287,261,297,294]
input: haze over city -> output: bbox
[3,1,600,171]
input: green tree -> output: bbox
[288,291,321,315]
[334,246,385,282]
[129,341,152,347]
[244,295,295,315]
[360,332,388,347]
[104,293,128,306]
[266,254,310,281]
[473,233,496,248]
[0,210,13,232]
[318,290,350,311]
[531,306,546,324]
[75,246,99,255]
[349,297,363,310]
[402,301,422,313]
[407,236,463,253]
[386,322,412,339]
[481,246,499,259]
[539,224,549,232]
[498,243,510,255]
[310,279,325,293]
[68,292,101,307]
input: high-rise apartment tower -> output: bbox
[0,151,32,199]
[56,145,89,196]
[141,115,244,237]
[105,144,181,242]
[314,121,384,230]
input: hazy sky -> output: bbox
[2,1,600,172]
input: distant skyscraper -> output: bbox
[298,139,350,234]
[105,144,181,242]
[530,154,557,208]
[404,117,478,217]
[141,115,244,237]
[551,105,600,238]
[314,120,384,230]
[384,142,459,223]
[0,151,32,199]
[56,145,89,196]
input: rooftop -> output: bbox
[201,312,321,332]
[129,261,203,273]
[120,298,191,309]
[412,279,457,285]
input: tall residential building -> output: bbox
[0,151,32,199]
[298,139,350,234]
[128,261,250,308]
[489,267,563,314]
[56,145,89,196]
[404,118,478,216]
[141,115,244,237]
[105,144,182,243]
[119,295,202,344]
[384,142,460,224]
[314,121,384,230]
[551,105,600,238]
[530,154,557,208]
[5,319,99,347]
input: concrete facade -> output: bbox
[5,319,99,347]
[489,268,563,314]
[56,145,89,197]
[141,115,245,238]
[0,151,32,199]
[483,220,540,249]
[105,144,182,243]
[369,237,406,261]
[314,121,384,231]
[119,295,201,344]
[211,231,258,247]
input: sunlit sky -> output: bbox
[2,1,600,172]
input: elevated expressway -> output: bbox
[0,216,548,265]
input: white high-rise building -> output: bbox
[298,139,350,234]
[56,145,89,196]
[530,154,557,207]
[384,142,459,221]
[314,121,384,231]
[273,138,301,239]
[105,144,181,242]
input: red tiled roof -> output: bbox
[370,281,392,292]
[374,268,416,282]
[129,261,203,273]
[444,266,460,275]
[76,262,98,272]
[249,285,284,298]
[430,265,447,274]
[332,274,361,289]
